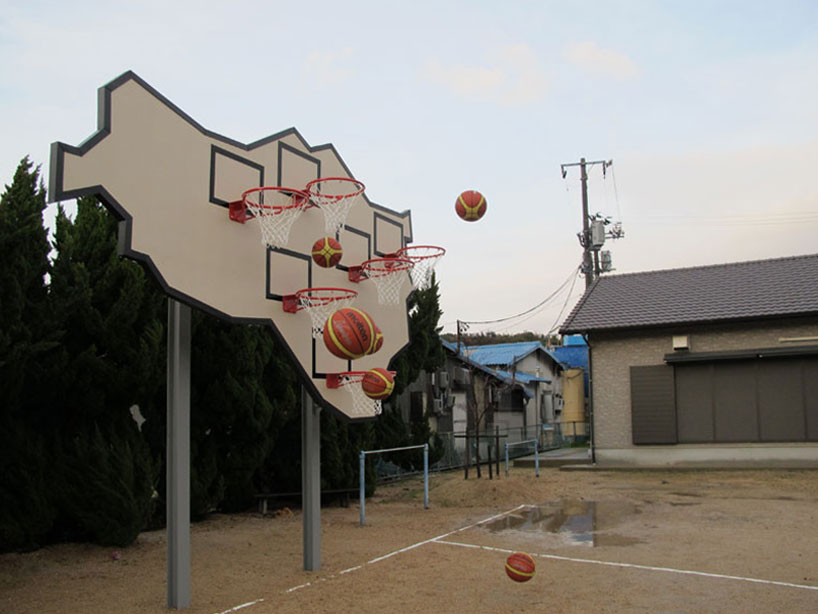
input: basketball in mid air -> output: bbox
[505,552,535,582]
[323,307,376,360]
[455,190,487,222]
[361,368,395,400]
[311,236,343,268]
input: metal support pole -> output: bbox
[167,299,191,609]
[301,387,321,571]
[359,450,366,526]
[504,443,510,477]
[423,444,429,509]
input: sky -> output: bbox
[2,0,818,337]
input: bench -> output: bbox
[255,488,357,514]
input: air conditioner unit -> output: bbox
[432,398,444,414]
[437,370,449,389]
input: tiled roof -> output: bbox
[561,253,818,333]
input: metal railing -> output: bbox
[371,421,589,481]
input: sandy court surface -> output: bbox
[1,468,817,613]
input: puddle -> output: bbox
[483,499,642,548]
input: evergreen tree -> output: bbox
[0,158,57,552]
[390,274,445,395]
[189,316,282,514]
[47,196,163,545]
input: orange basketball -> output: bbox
[323,308,376,360]
[311,237,343,268]
[455,190,487,222]
[367,324,383,355]
[505,552,535,582]
[361,368,395,400]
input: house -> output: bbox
[560,253,818,467]
[548,335,590,441]
[390,340,532,455]
[461,341,560,427]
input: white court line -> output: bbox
[436,540,818,593]
[217,504,531,611]
[287,504,529,592]
[213,598,265,614]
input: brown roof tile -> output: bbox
[560,253,818,333]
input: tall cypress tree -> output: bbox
[47,196,163,545]
[0,158,57,551]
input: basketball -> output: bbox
[311,237,343,268]
[361,368,395,400]
[367,324,383,355]
[323,307,376,360]
[505,552,535,582]
[455,190,487,222]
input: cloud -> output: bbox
[300,48,354,89]
[564,41,638,81]
[421,43,548,106]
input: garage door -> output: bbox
[675,356,818,443]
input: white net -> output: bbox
[362,258,413,305]
[297,289,356,338]
[244,188,308,248]
[398,246,445,290]
[340,375,383,418]
[306,178,365,235]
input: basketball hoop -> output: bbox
[348,257,413,305]
[305,177,365,235]
[230,186,310,248]
[394,245,445,290]
[282,287,358,338]
[326,371,394,417]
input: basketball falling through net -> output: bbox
[306,177,365,235]
[326,371,394,417]
[282,287,358,338]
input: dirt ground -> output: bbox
[1,467,817,614]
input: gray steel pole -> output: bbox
[167,299,191,609]
[301,387,321,571]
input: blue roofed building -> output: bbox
[461,341,561,428]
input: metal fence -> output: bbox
[373,421,588,482]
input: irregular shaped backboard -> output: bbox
[49,71,414,420]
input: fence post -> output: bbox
[464,434,470,479]
[423,444,429,509]
[359,450,366,526]
[535,445,540,478]
[504,443,510,477]
[495,425,501,478]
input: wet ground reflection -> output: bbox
[484,499,642,548]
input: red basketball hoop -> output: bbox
[230,186,310,248]
[326,370,395,417]
[393,245,445,290]
[305,177,365,235]
[348,257,414,305]
[282,287,358,338]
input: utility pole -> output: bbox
[561,157,616,288]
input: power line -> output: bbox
[453,264,582,330]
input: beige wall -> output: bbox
[590,318,818,462]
